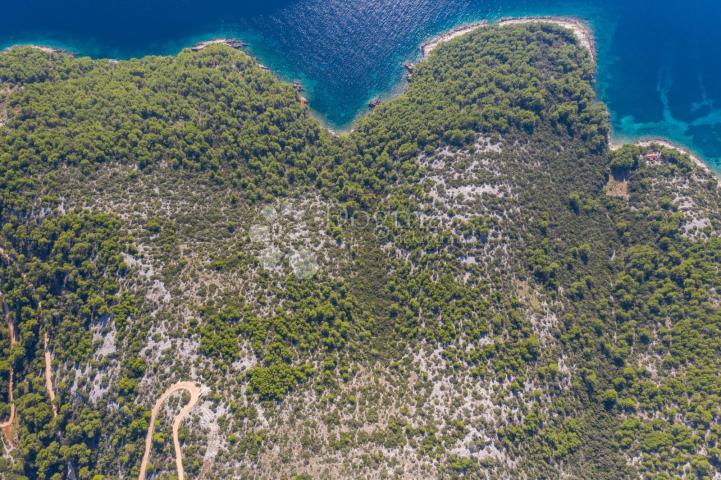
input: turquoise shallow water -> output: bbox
[2,1,721,168]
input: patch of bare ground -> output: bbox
[605,172,629,200]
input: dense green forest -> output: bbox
[0,23,720,479]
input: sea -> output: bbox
[2,0,721,168]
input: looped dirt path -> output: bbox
[138,381,201,480]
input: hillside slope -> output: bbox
[0,23,720,480]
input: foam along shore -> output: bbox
[421,16,595,62]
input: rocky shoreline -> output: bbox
[420,16,595,62]
[421,21,488,57]
[416,17,721,178]
[190,38,246,52]
[637,139,717,177]
[496,16,595,62]
[3,21,716,179]
[3,38,248,57]
[4,44,69,55]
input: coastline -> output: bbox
[609,136,709,171]
[624,138,716,177]
[4,44,68,55]
[2,21,716,177]
[189,38,245,52]
[421,21,487,57]
[417,17,721,179]
[421,16,595,62]
[354,15,597,136]
[3,37,247,57]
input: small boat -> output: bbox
[368,98,381,109]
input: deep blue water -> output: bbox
[2,0,721,168]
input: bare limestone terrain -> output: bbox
[1,20,720,480]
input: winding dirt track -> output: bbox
[138,381,200,480]
[0,295,17,448]
[0,370,15,445]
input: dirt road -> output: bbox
[0,295,16,448]
[138,381,201,480]
[44,332,57,418]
